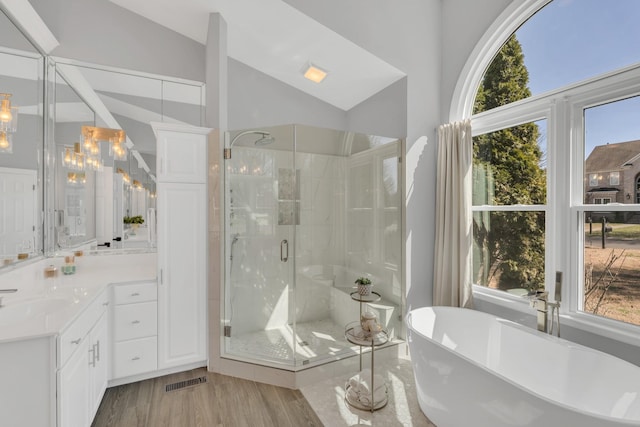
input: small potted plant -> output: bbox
[355,276,372,296]
[123,215,144,234]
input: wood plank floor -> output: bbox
[92,368,324,427]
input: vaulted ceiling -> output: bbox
[108,0,405,111]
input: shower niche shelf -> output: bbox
[344,291,389,412]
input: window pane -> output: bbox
[475,1,640,111]
[583,211,640,326]
[473,211,545,293]
[584,96,640,204]
[610,172,620,186]
[473,120,547,206]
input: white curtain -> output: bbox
[433,119,473,308]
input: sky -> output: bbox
[514,0,640,157]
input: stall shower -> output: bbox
[223,124,404,370]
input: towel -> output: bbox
[349,369,385,395]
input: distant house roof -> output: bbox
[585,139,640,172]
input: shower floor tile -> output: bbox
[227,318,360,366]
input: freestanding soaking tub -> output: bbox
[406,306,640,427]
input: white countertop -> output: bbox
[0,252,157,343]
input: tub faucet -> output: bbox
[529,290,548,333]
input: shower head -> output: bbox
[254,134,275,146]
[229,130,274,147]
[226,130,275,159]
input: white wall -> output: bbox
[227,58,347,131]
[29,0,205,82]
[440,0,512,121]
[347,78,407,139]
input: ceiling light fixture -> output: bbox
[62,143,87,171]
[303,63,328,83]
[82,125,126,161]
[0,131,12,153]
[0,93,18,154]
[67,172,86,185]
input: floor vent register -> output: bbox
[165,376,208,392]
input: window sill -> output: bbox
[472,285,533,315]
[558,311,640,348]
[472,285,640,348]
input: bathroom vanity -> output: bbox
[0,123,210,427]
[0,254,156,427]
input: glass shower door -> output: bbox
[223,126,297,367]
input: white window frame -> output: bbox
[470,63,640,346]
[589,173,599,187]
[470,98,556,309]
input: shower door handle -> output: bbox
[280,239,288,262]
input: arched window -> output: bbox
[466,0,640,335]
[475,0,640,114]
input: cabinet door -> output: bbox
[89,312,109,420]
[157,182,207,369]
[156,128,208,183]
[58,336,90,427]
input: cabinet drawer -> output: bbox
[112,337,157,379]
[113,282,157,305]
[114,302,157,341]
[59,291,109,369]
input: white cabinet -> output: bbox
[58,290,109,427]
[111,281,158,379]
[59,334,90,427]
[155,122,208,183]
[153,122,209,370]
[89,312,109,419]
[157,183,207,368]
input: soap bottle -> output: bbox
[62,256,76,275]
[44,264,58,279]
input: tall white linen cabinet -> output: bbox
[153,122,210,369]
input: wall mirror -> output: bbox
[53,70,96,251]
[0,9,45,269]
[50,60,204,255]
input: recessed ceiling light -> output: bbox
[303,63,328,83]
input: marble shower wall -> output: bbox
[346,146,402,307]
[295,151,347,273]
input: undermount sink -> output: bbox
[0,297,74,326]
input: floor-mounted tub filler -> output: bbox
[406,307,640,427]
